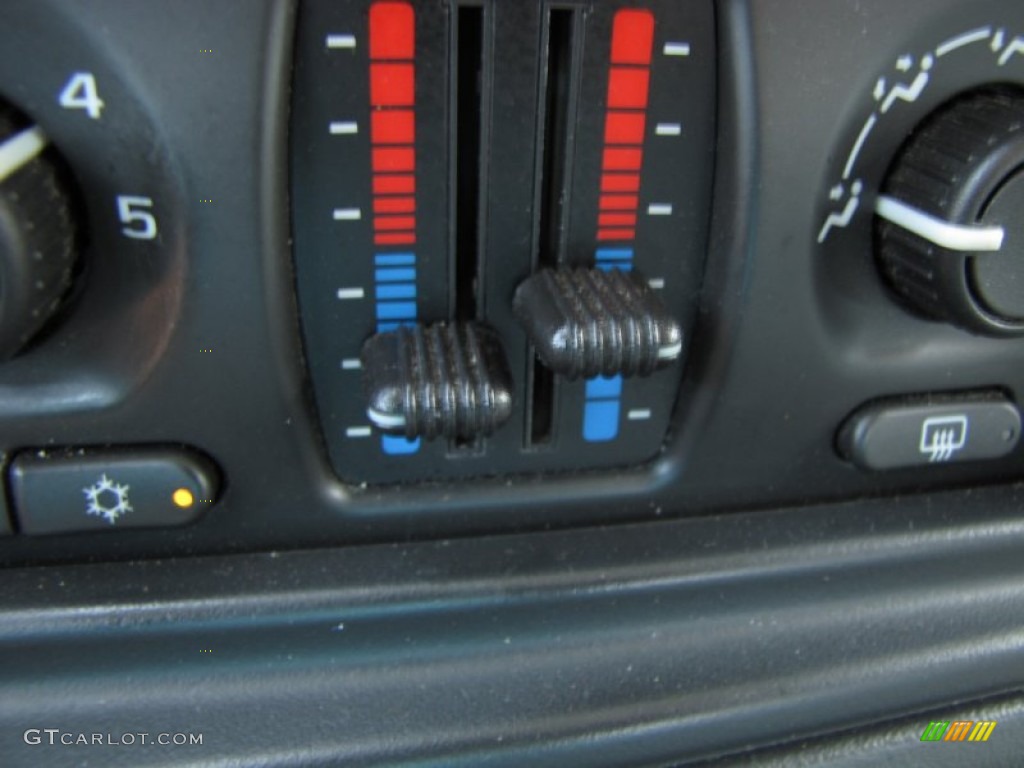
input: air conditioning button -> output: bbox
[9,447,219,535]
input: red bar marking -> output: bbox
[375,232,417,245]
[602,147,644,171]
[598,212,637,227]
[372,146,416,172]
[599,194,639,210]
[607,67,650,109]
[371,109,415,144]
[604,111,646,145]
[610,9,655,65]
[374,215,417,231]
[373,174,416,195]
[373,196,416,214]
[369,2,415,60]
[370,63,415,106]
[600,173,641,193]
[367,4,417,247]
[597,228,636,241]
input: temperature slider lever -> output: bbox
[514,267,683,380]
[361,323,513,441]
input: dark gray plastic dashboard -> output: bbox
[1,0,1024,765]
[0,0,1022,561]
[4,486,1024,766]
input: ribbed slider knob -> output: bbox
[361,322,513,441]
[513,267,683,380]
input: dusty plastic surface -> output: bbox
[3,484,1024,766]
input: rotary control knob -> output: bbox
[875,88,1024,337]
[0,104,78,359]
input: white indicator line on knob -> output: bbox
[658,341,683,361]
[333,208,362,221]
[0,126,47,184]
[329,121,359,135]
[875,196,1005,252]
[337,287,365,300]
[655,123,682,136]
[341,358,362,370]
[346,426,373,438]
[647,203,673,216]
[628,409,652,421]
[368,408,406,430]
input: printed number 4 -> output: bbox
[58,73,104,120]
[117,196,158,240]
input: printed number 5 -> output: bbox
[117,196,158,240]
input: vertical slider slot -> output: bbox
[534,7,578,272]
[451,4,487,324]
[449,4,489,453]
[527,355,556,447]
[526,6,581,449]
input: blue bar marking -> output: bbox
[382,435,421,455]
[376,302,417,321]
[583,401,620,442]
[375,283,417,300]
[372,248,419,452]
[586,375,623,400]
[595,248,635,261]
[377,320,418,332]
[375,267,416,283]
[374,253,416,266]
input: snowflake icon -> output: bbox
[82,474,133,525]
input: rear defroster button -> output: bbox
[837,392,1021,471]
[9,447,219,535]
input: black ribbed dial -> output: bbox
[0,105,77,359]
[876,88,1024,337]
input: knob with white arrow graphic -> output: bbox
[875,88,1024,337]
[0,102,78,359]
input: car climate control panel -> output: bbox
[291,0,715,482]
[0,0,1021,564]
